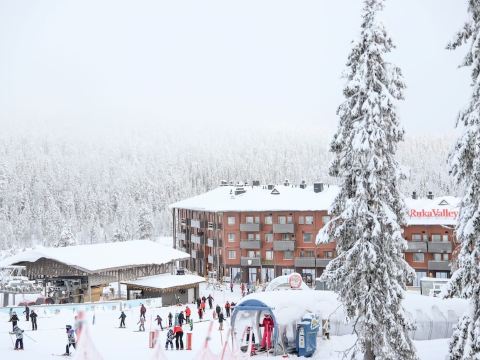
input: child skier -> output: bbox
[10,325,24,350]
[242,326,256,356]
[137,316,145,331]
[168,312,173,327]
[155,315,163,330]
[64,325,76,355]
[165,328,174,350]
[9,312,19,332]
[119,311,127,328]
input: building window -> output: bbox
[422,233,429,241]
[324,251,334,259]
[414,271,427,286]
[282,234,291,240]
[442,234,449,242]
[305,216,314,225]
[436,272,448,279]
[228,233,236,242]
[413,253,425,262]
[265,250,273,261]
[322,216,331,224]
[265,216,272,225]
[304,250,315,257]
[245,216,254,224]
[247,233,254,240]
[433,253,442,261]
[303,233,312,243]
[248,250,260,258]
[283,251,293,260]
[412,234,422,242]
[431,234,442,242]
[255,233,260,241]
[298,216,304,224]
[265,233,273,242]
[228,250,236,259]
[287,216,293,224]
[255,216,260,223]
[278,216,286,224]
[227,216,236,225]
[442,254,449,261]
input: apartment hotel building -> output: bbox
[170,181,458,287]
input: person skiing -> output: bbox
[201,295,206,304]
[259,313,274,351]
[185,306,191,322]
[140,303,146,320]
[242,326,256,355]
[215,304,221,318]
[23,306,30,321]
[178,311,185,326]
[200,300,206,314]
[165,328,174,350]
[207,294,214,309]
[30,310,38,331]
[196,297,201,309]
[65,325,76,355]
[137,317,145,331]
[218,311,225,331]
[225,301,231,317]
[173,324,184,350]
[168,312,173,327]
[230,281,234,293]
[10,325,24,350]
[119,311,127,328]
[198,307,203,320]
[155,315,163,330]
[9,312,19,332]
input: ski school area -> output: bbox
[0,272,469,360]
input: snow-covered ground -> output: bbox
[0,284,451,359]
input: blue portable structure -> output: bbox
[296,314,320,357]
[230,298,280,355]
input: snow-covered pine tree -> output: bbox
[443,2,480,359]
[317,0,417,359]
[54,225,76,247]
[138,207,153,240]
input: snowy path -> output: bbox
[0,285,448,359]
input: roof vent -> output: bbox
[313,182,324,193]
[427,191,434,200]
[412,191,417,200]
[252,180,260,187]
[284,179,290,186]
[220,180,228,187]
[300,180,307,189]
[438,199,449,206]
[267,184,274,190]
[235,187,246,196]
[271,188,280,195]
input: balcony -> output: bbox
[191,234,204,245]
[191,219,205,229]
[191,249,197,259]
[241,257,261,267]
[405,241,427,252]
[273,224,295,234]
[428,260,450,271]
[428,242,452,253]
[262,260,275,266]
[207,238,214,247]
[316,258,331,267]
[273,240,295,251]
[240,240,261,250]
[208,255,214,264]
[177,232,186,241]
[240,223,261,232]
[294,257,316,268]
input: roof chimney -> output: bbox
[313,182,324,193]
[412,191,417,200]
[427,191,434,200]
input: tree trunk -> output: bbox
[364,341,375,360]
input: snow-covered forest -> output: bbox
[0,127,456,251]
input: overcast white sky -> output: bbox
[0,0,470,138]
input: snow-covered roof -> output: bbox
[170,184,339,212]
[121,273,205,290]
[171,185,460,226]
[0,240,189,273]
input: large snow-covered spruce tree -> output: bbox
[444,2,480,359]
[317,0,417,359]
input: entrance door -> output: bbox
[248,268,257,284]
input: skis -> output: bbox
[51,353,71,357]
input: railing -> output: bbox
[316,258,331,267]
[191,234,204,245]
[273,224,295,233]
[239,240,261,250]
[273,240,295,251]
[207,238,214,247]
[428,260,450,271]
[240,223,261,232]
[240,257,261,266]
[428,242,452,253]
[294,257,316,267]
[405,241,427,252]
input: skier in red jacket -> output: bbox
[259,313,274,351]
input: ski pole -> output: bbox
[8,333,14,347]
[23,332,38,343]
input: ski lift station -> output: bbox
[0,240,195,306]
[231,273,470,356]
